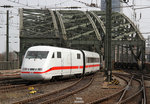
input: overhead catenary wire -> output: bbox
[135,6,150,10]
[6,0,38,8]
[142,32,150,34]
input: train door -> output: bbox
[80,50,85,75]
[61,50,71,75]
[51,51,62,76]
[71,51,83,75]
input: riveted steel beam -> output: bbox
[49,9,59,37]
[121,13,145,41]
[112,40,143,46]
[68,40,100,45]
[66,23,90,31]
[112,23,131,30]
[68,31,94,40]
[64,17,87,23]
[21,38,60,44]
[23,22,52,29]
[84,11,101,40]
[89,11,106,34]
[56,11,67,40]
[113,31,135,40]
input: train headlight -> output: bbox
[38,68,42,71]
[23,68,27,70]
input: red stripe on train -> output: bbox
[21,64,100,74]
[21,72,30,73]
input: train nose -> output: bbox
[21,73,44,80]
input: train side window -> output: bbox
[87,57,100,63]
[52,53,54,58]
[57,52,61,58]
[77,54,80,59]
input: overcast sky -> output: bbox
[0,0,150,53]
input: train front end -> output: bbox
[21,46,50,80]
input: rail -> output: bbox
[89,74,129,104]
[89,73,144,104]
[0,61,19,70]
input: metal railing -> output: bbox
[0,61,19,70]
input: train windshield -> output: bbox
[26,51,49,59]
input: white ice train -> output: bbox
[21,46,100,80]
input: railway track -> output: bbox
[13,74,95,104]
[117,74,143,104]
[89,72,146,104]
[1,70,148,104]
[0,75,20,81]
[0,72,20,77]
[0,78,27,86]
[0,76,81,93]
[145,79,150,103]
[0,75,21,86]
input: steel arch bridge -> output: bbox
[19,9,145,69]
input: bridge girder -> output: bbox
[20,9,145,68]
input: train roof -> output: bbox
[27,46,99,55]
[28,46,84,51]
[27,46,68,51]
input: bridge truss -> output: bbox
[19,9,145,69]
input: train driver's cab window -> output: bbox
[52,53,54,58]
[57,52,61,58]
[26,51,49,59]
[77,54,80,59]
